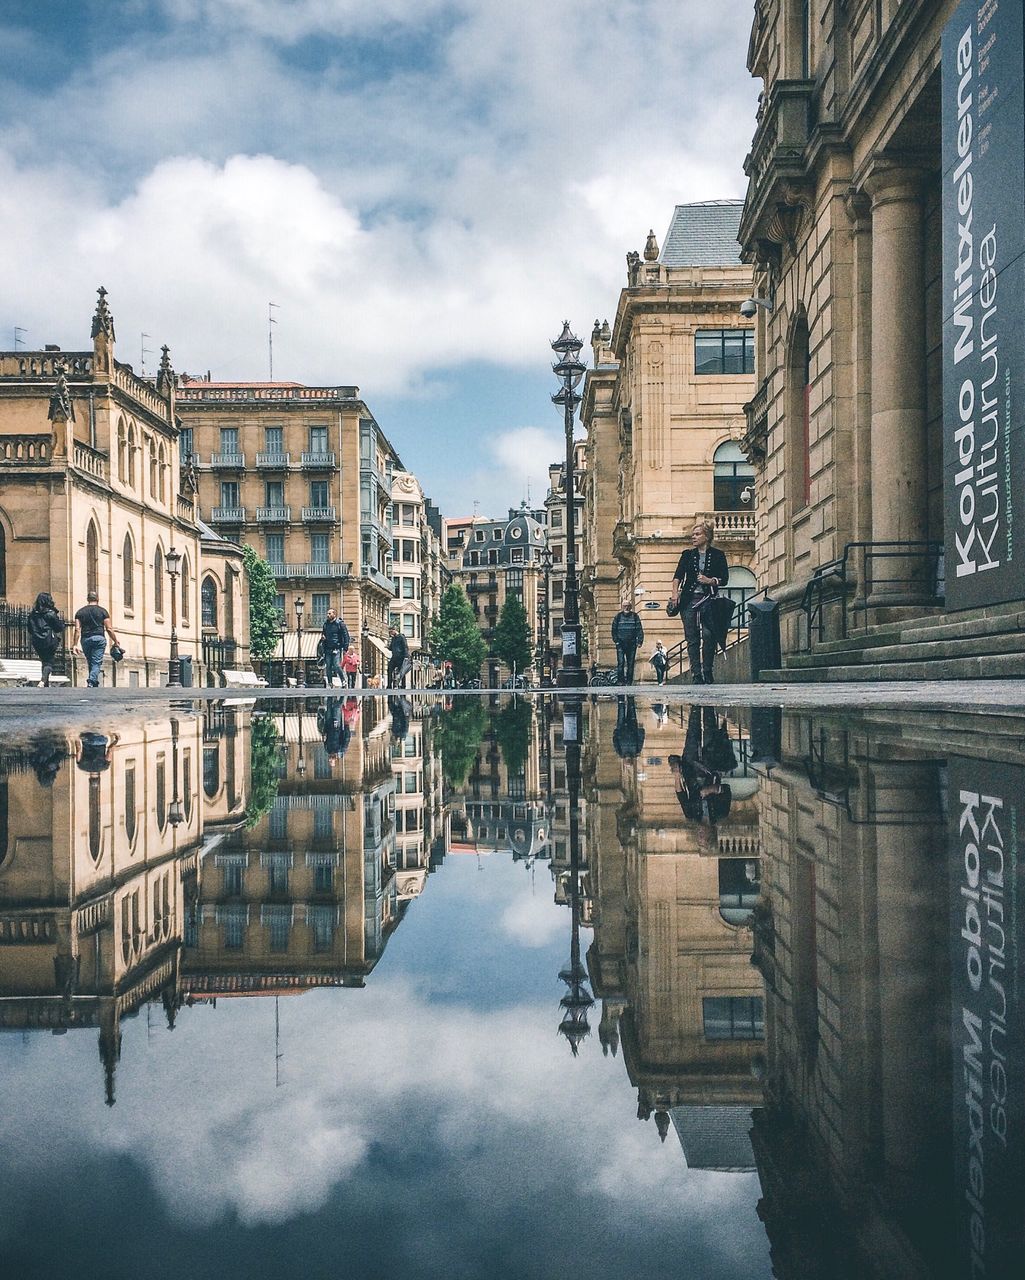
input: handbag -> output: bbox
[110,644,125,663]
[666,598,680,618]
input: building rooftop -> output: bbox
[660,200,744,268]
[670,1105,756,1171]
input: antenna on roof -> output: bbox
[268,302,279,380]
[526,476,532,505]
[473,499,480,518]
[13,326,26,350]
[140,333,152,377]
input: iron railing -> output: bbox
[664,585,761,679]
[202,635,238,676]
[0,602,69,672]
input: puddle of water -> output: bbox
[0,693,1022,1279]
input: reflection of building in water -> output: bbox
[585,701,764,1161]
[390,706,444,902]
[183,699,400,996]
[747,711,1025,1280]
[542,698,590,918]
[0,714,246,1103]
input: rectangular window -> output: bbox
[506,568,523,589]
[265,426,283,453]
[219,427,239,454]
[266,533,285,564]
[310,532,329,564]
[270,805,288,839]
[402,614,415,637]
[222,863,243,896]
[179,427,194,460]
[510,548,523,563]
[402,504,415,526]
[309,479,329,507]
[220,480,239,507]
[311,592,330,625]
[274,592,285,617]
[265,480,284,507]
[309,426,328,454]
[402,577,416,599]
[694,328,755,375]
[314,808,333,840]
[550,508,562,529]
[702,996,765,1041]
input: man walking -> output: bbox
[387,625,410,688]
[72,590,119,688]
[320,608,350,688]
[611,597,644,686]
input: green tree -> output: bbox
[436,699,488,786]
[495,699,533,774]
[243,545,280,660]
[245,715,284,828]
[492,594,533,676]
[432,585,487,682]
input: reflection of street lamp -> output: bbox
[296,699,306,776]
[538,543,553,683]
[165,546,182,687]
[294,595,305,688]
[551,323,586,687]
[557,695,592,1053]
[168,717,184,827]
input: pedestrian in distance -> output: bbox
[611,597,644,686]
[342,644,360,687]
[387,625,410,688]
[669,521,730,685]
[649,640,669,686]
[320,609,350,688]
[71,590,119,688]
[28,592,64,687]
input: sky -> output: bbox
[0,0,759,517]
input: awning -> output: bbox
[365,634,390,658]
[276,632,321,659]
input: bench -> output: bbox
[0,659,71,686]
[221,669,268,689]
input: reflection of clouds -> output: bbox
[498,892,566,948]
[0,983,759,1232]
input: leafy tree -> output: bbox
[436,699,488,786]
[432,585,487,682]
[495,699,533,775]
[243,545,280,660]
[492,594,533,676]
[245,715,284,828]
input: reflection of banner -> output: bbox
[941,1,1025,608]
[948,756,1024,1277]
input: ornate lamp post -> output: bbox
[557,696,592,1052]
[294,595,305,688]
[168,716,184,827]
[165,546,182,687]
[551,323,586,687]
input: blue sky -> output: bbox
[0,0,758,516]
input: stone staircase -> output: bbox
[759,600,1025,682]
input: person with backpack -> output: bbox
[320,609,350,688]
[611,597,644,685]
[387,626,410,688]
[28,592,64,687]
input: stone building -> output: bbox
[580,204,758,670]
[177,377,404,682]
[0,290,247,685]
[738,0,1025,674]
[388,471,447,684]
[443,506,547,684]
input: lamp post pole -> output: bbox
[294,595,305,688]
[551,323,586,688]
[538,543,553,684]
[165,546,182,687]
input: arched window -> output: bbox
[158,443,167,502]
[127,424,137,487]
[88,775,103,862]
[0,521,6,598]
[122,532,134,611]
[117,419,127,481]
[124,761,137,846]
[201,576,218,629]
[224,568,235,638]
[86,522,99,598]
[181,554,190,625]
[723,565,757,612]
[154,545,164,615]
[149,439,158,498]
[203,746,220,798]
[788,313,812,512]
[156,755,167,831]
[713,442,756,511]
[718,858,761,927]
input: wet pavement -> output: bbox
[0,691,1022,1278]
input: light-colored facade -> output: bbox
[177,378,403,682]
[0,290,247,685]
[388,471,447,684]
[581,204,758,669]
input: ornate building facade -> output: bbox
[388,470,447,684]
[580,204,758,670]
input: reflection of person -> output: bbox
[613,697,645,759]
[343,696,361,730]
[388,694,411,741]
[320,697,351,764]
[30,731,69,787]
[72,591,119,688]
[611,598,644,685]
[669,706,732,823]
[670,522,729,685]
[321,610,350,688]
[28,592,64,687]
[75,731,119,773]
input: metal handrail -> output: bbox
[664,584,767,678]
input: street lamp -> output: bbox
[538,542,553,683]
[165,545,182,687]
[557,696,592,1053]
[551,322,586,687]
[294,595,305,688]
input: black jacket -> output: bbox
[611,610,644,647]
[388,632,409,663]
[322,617,350,652]
[672,546,729,600]
[29,604,63,658]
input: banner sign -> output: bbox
[942,0,1025,609]
[948,756,1024,1276]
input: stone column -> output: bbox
[864,162,929,598]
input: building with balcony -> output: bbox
[0,290,248,685]
[388,471,448,684]
[177,377,407,680]
[579,203,758,669]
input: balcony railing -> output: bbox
[301,451,336,469]
[210,452,245,469]
[211,506,246,523]
[302,506,337,522]
[362,565,396,594]
[177,494,196,521]
[256,505,291,523]
[256,451,291,469]
[267,561,353,579]
[71,441,108,482]
[705,510,757,540]
[0,434,51,465]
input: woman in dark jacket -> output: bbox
[670,521,729,684]
[28,592,64,687]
